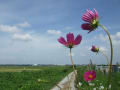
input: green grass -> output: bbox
[0,66,72,90]
[1,66,119,90]
[111,72,120,90]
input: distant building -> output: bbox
[33,64,38,66]
[96,65,120,73]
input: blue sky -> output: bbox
[0,0,120,64]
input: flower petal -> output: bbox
[74,34,82,45]
[83,13,93,20]
[84,70,96,82]
[83,14,92,19]
[58,37,67,45]
[94,8,99,19]
[87,10,95,19]
[82,16,91,22]
[66,33,74,43]
[81,23,93,30]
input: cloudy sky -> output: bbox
[0,0,120,64]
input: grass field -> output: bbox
[0,66,72,90]
[0,66,42,72]
[1,65,120,90]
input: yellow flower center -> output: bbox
[91,19,99,29]
[68,43,74,48]
[92,19,97,25]
[89,74,93,79]
[96,48,99,52]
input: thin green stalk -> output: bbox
[70,48,78,89]
[99,24,113,87]
[70,48,75,70]
[100,50,109,65]
[69,48,77,83]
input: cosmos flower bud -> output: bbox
[91,45,99,53]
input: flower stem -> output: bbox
[99,24,113,86]
[100,50,109,65]
[69,48,77,80]
[70,48,75,70]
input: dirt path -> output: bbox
[51,71,77,90]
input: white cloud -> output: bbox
[0,22,33,42]
[98,32,120,46]
[47,30,62,35]
[116,32,120,39]
[0,30,119,64]
[16,22,30,28]
[111,32,120,46]
[0,24,20,33]
[98,34,108,41]
[12,33,32,41]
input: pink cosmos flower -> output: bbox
[58,32,82,48]
[84,70,96,82]
[81,9,99,33]
[91,45,99,53]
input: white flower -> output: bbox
[37,79,41,82]
[93,88,96,90]
[89,83,95,86]
[78,82,82,86]
[99,86,104,89]
[109,84,111,89]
